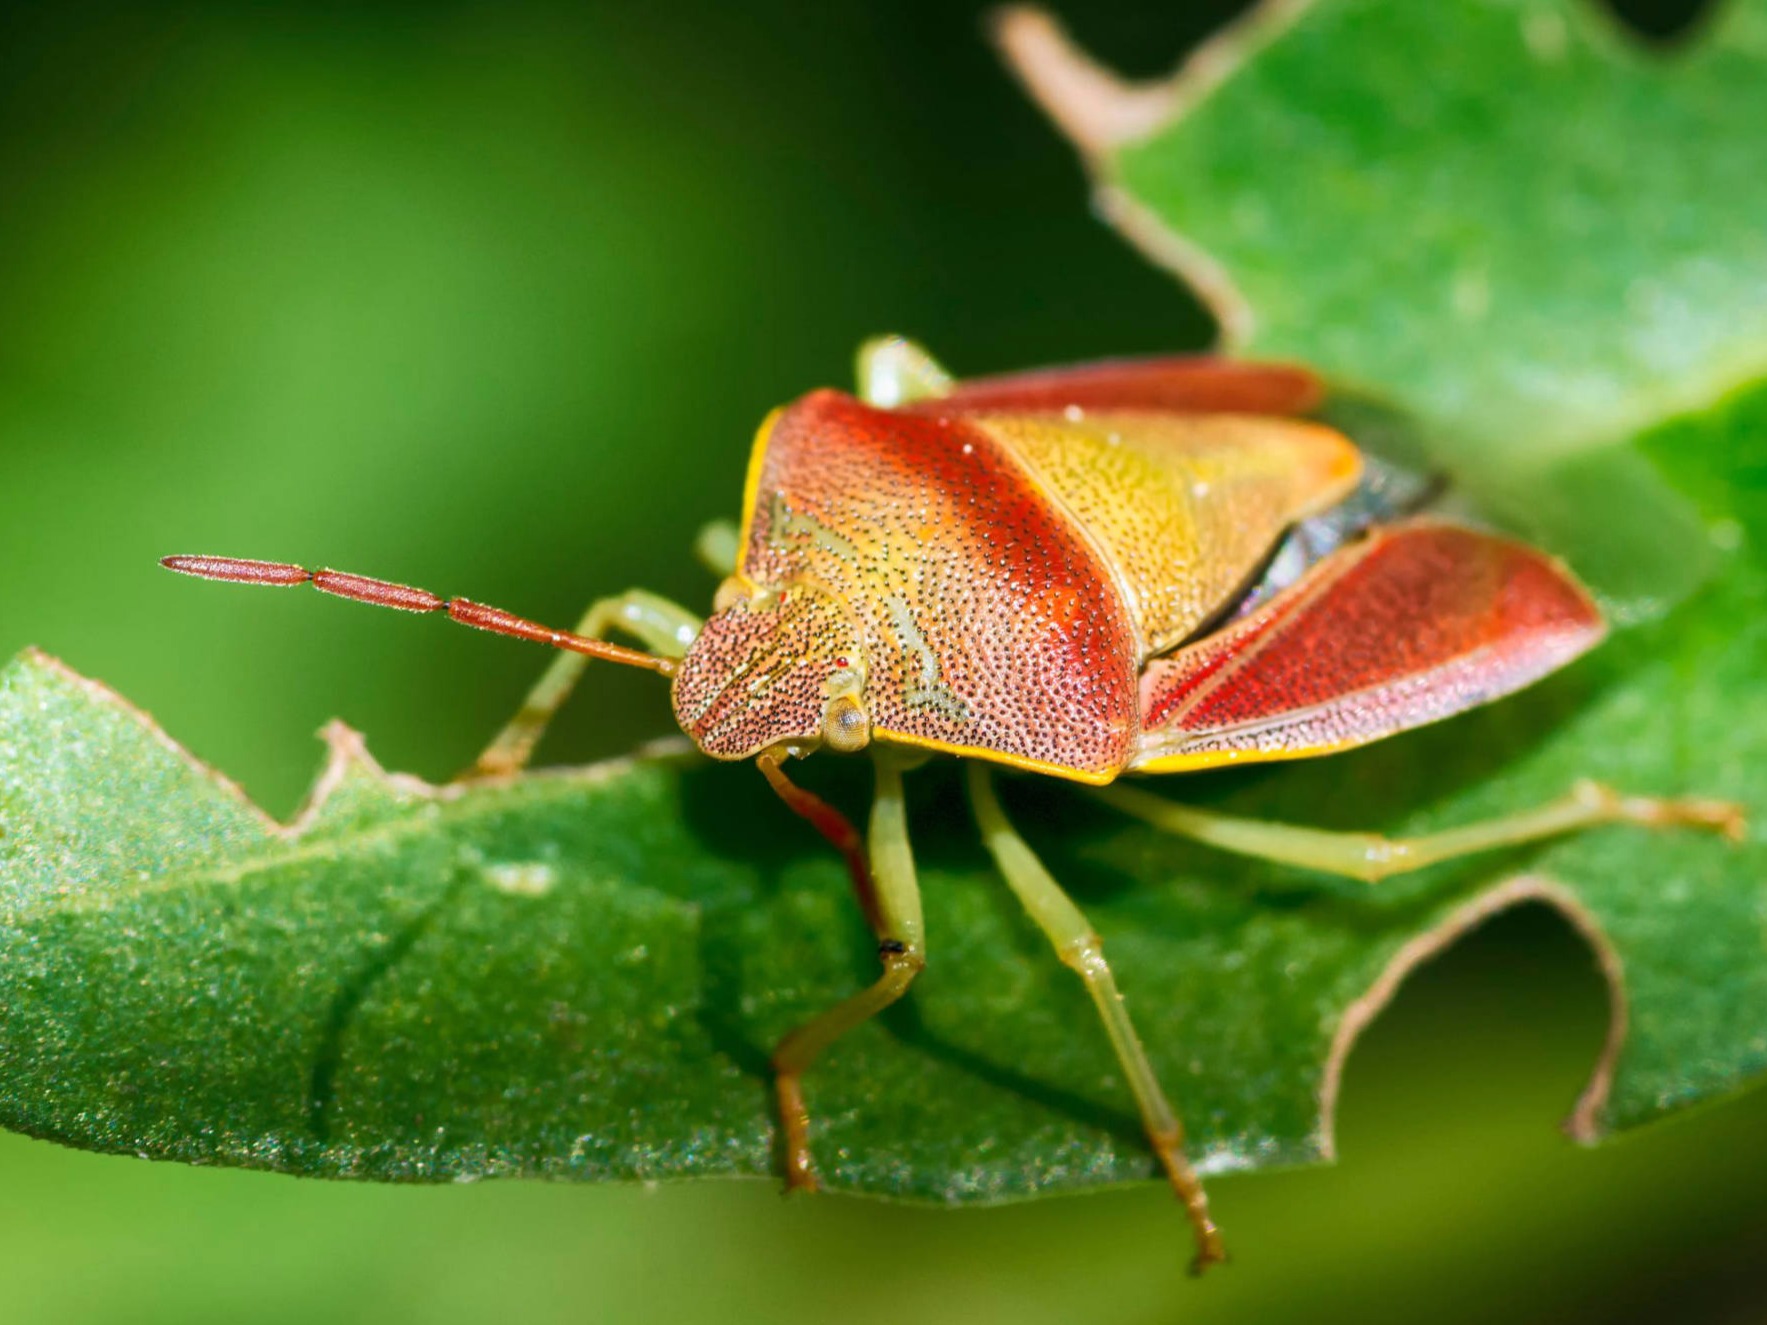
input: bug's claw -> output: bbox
[1189,1242,1230,1277]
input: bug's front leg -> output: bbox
[466,589,702,779]
[967,763,1226,1273]
[763,750,926,1192]
[1092,780,1744,883]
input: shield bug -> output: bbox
[163,336,1743,1271]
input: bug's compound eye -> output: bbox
[821,695,871,754]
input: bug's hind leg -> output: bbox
[967,764,1225,1273]
[466,590,702,779]
[765,751,926,1192]
[855,335,954,407]
[1092,780,1744,884]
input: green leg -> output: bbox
[772,751,926,1192]
[693,519,741,578]
[466,589,702,778]
[855,334,954,407]
[968,764,1225,1272]
[1093,779,1745,884]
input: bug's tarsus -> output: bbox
[160,554,678,677]
[773,1074,821,1195]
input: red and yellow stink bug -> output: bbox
[163,337,1742,1270]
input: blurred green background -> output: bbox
[3,1,1764,1321]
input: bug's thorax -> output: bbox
[670,574,873,763]
[676,383,1380,786]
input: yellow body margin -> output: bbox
[874,727,1119,786]
[1131,738,1362,776]
[728,405,786,591]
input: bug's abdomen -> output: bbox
[738,390,1139,782]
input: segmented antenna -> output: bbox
[160,555,678,677]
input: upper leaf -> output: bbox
[999,0,1767,612]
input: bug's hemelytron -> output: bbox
[164,337,1742,1270]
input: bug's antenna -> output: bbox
[160,555,679,677]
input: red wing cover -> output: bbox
[1133,520,1605,772]
[918,357,1322,418]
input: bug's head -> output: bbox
[671,580,871,762]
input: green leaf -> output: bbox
[3,0,1766,1204]
[4,403,1767,1193]
[997,0,1767,614]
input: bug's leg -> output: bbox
[967,764,1224,1272]
[757,753,879,932]
[694,519,741,578]
[765,751,925,1192]
[467,590,702,778]
[856,334,954,407]
[1092,781,1745,885]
